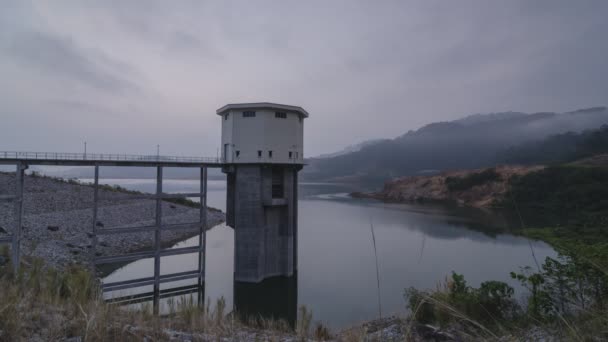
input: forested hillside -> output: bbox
[503,125,608,165]
[302,107,608,184]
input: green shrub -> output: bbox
[445,168,501,192]
[405,287,437,324]
[406,244,608,339]
[477,281,516,320]
[405,272,518,328]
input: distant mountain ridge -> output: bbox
[454,111,528,126]
[302,106,608,184]
[314,139,389,159]
[504,124,608,165]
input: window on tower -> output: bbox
[225,113,229,120]
[243,111,256,117]
[235,150,240,158]
[275,112,287,119]
[269,151,273,158]
[272,166,284,198]
[289,151,293,159]
[258,150,262,158]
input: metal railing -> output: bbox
[0,151,222,164]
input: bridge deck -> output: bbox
[0,151,224,167]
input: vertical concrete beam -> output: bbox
[233,165,265,282]
[293,170,298,274]
[198,167,207,306]
[153,166,163,314]
[225,169,235,227]
[231,165,299,282]
[11,162,25,271]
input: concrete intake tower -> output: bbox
[217,103,308,283]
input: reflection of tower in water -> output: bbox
[234,274,298,327]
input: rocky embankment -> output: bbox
[0,172,224,271]
[353,165,543,208]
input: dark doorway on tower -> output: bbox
[271,166,284,198]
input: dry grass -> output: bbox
[0,254,335,341]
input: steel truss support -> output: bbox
[12,162,26,271]
[91,165,99,273]
[198,167,207,306]
[85,164,209,315]
[0,159,212,314]
[153,166,163,313]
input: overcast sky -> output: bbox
[1,1,606,157]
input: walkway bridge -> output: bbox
[0,151,223,166]
[0,151,225,311]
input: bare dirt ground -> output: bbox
[354,165,544,208]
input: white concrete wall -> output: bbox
[221,110,234,162]
[220,109,304,164]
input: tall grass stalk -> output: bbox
[370,221,382,319]
[508,193,541,272]
[296,305,312,340]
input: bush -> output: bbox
[445,168,501,192]
[405,272,518,328]
[405,287,437,324]
[406,247,608,339]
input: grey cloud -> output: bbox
[3,30,139,93]
[1,1,607,157]
[44,99,122,118]
[166,31,225,61]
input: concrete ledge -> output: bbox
[263,198,288,206]
[234,270,296,283]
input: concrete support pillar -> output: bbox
[12,162,26,271]
[226,164,300,283]
[198,167,207,306]
[153,166,163,314]
[91,165,99,274]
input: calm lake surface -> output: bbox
[90,178,557,329]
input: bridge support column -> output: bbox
[153,166,163,314]
[12,162,26,271]
[198,167,207,306]
[91,164,99,274]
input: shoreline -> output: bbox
[350,165,544,209]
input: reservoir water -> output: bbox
[90,178,557,329]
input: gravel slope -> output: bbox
[0,172,224,271]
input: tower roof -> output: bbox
[216,102,309,118]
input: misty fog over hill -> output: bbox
[302,107,608,184]
[314,139,390,159]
